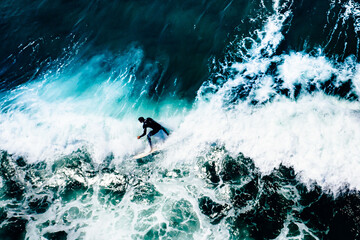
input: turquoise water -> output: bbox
[1,0,360,239]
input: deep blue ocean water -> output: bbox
[1,0,360,239]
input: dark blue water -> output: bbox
[1,0,360,239]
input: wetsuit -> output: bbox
[139,118,169,149]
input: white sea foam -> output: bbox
[172,92,360,192]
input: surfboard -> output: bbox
[132,148,159,160]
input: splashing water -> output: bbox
[1,0,360,239]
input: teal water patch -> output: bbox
[131,182,162,205]
[136,199,200,240]
[0,46,190,117]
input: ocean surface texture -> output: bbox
[1,0,360,239]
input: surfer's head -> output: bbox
[138,117,145,123]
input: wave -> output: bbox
[1,0,360,239]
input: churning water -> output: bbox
[1,0,360,239]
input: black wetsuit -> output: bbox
[139,118,169,149]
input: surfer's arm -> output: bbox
[138,128,147,139]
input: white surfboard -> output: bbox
[132,147,159,160]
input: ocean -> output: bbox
[1,0,360,239]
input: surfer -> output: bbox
[137,117,169,151]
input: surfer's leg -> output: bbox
[147,134,152,150]
[147,130,155,150]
